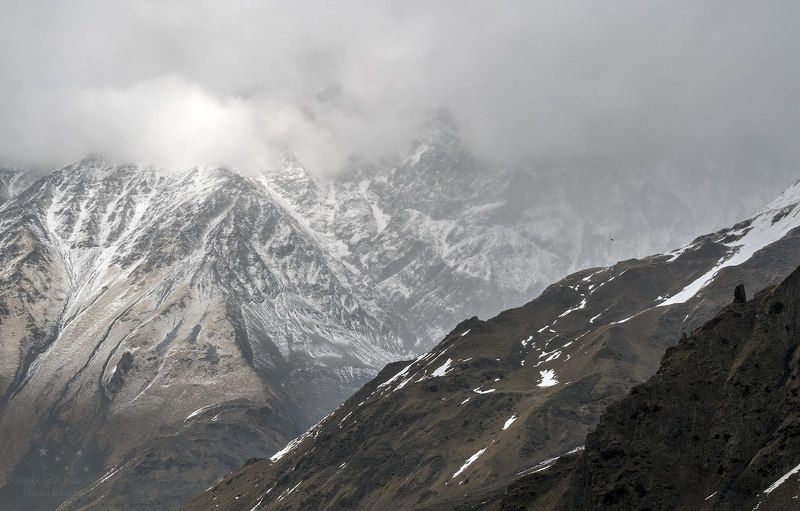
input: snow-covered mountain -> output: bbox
[0,167,44,204]
[256,113,792,347]
[0,156,415,510]
[180,178,800,511]
[0,116,793,510]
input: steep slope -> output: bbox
[181,179,800,511]
[0,123,793,510]
[504,269,800,511]
[0,157,411,511]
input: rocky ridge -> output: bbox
[501,269,800,511]
[181,178,800,511]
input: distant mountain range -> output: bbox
[180,177,800,511]
[0,114,794,510]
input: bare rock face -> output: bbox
[180,179,800,511]
[734,282,747,304]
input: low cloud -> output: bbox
[1,1,798,176]
[1,75,414,172]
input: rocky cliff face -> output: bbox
[179,178,800,510]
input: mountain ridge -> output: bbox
[502,268,800,510]
[0,130,796,509]
[179,174,800,511]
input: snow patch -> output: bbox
[270,437,304,463]
[537,369,558,387]
[537,349,561,362]
[378,356,422,389]
[185,404,216,422]
[431,358,453,377]
[764,461,800,494]
[502,415,518,431]
[582,270,603,282]
[338,411,353,426]
[277,481,302,501]
[559,297,587,318]
[408,143,430,166]
[610,314,637,325]
[665,241,697,262]
[452,448,486,479]
[368,201,391,233]
[518,445,584,476]
[663,195,800,306]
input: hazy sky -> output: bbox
[1,1,799,175]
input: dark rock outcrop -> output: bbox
[105,351,134,396]
[734,282,747,304]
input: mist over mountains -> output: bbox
[2,2,800,510]
[182,158,800,511]
[0,113,794,509]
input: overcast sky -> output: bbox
[1,0,799,177]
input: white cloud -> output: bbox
[0,1,798,175]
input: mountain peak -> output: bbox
[71,153,115,174]
[418,108,460,146]
[279,152,307,173]
[262,152,317,194]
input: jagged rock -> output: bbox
[734,283,747,304]
[105,351,134,396]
